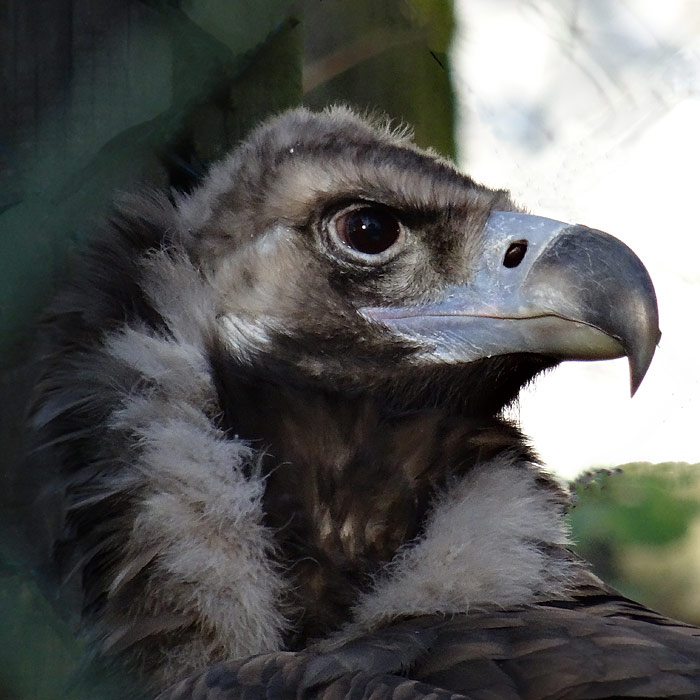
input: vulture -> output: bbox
[30,106,700,700]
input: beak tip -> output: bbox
[629,374,642,398]
[628,328,661,397]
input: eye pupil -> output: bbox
[337,207,401,255]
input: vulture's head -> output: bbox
[177,107,656,410]
[33,106,660,690]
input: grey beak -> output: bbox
[361,211,660,395]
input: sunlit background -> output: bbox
[452,0,700,478]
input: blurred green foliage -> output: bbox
[571,463,700,547]
[0,550,140,700]
[570,462,700,624]
[303,0,455,157]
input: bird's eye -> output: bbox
[333,206,401,256]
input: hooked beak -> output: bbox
[361,211,660,396]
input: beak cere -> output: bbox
[361,211,660,395]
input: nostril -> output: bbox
[503,240,528,268]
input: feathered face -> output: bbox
[175,107,659,414]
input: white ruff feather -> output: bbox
[352,458,574,629]
[101,325,288,681]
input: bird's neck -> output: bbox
[214,369,533,647]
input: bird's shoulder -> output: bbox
[158,586,700,700]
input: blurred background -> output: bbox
[1,1,699,697]
[453,0,700,477]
